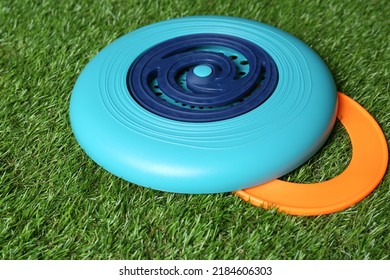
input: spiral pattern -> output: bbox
[127,34,278,122]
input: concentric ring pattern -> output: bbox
[127,33,278,122]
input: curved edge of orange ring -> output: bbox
[234,92,389,216]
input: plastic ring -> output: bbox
[70,16,337,194]
[234,92,389,215]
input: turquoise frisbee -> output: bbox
[70,16,337,193]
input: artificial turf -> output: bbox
[0,0,389,259]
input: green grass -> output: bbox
[1,0,389,259]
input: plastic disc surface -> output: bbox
[235,93,389,215]
[70,16,337,194]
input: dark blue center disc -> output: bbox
[127,34,278,122]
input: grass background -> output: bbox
[1,0,389,259]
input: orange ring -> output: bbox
[234,92,388,216]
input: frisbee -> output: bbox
[234,92,388,215]
[70,16,337,193]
